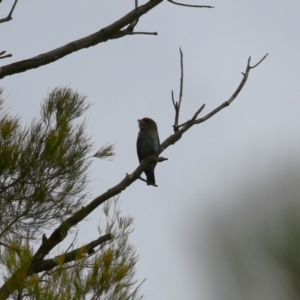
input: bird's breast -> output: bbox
[137,132,159,158]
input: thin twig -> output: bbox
[167,0,214,8]
[250,53,268,69]
[127,278,146,299]
[171,91,176,108]
[126,19,140,33]
[178,48,184,115]
[172,48,184,132]
[64,230,78,254]
[122,31,157,36]
[157,157,168,162]
[191,103,206,120]
[193,54,269,124]
[111,30,157,39]
[0,0,18,24]
[0,51,12,60]
[0,53,12,60]
[177,104,205,129]
[124,0,140,33]
[159,53,268,154]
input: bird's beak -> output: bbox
[137,119,145,124]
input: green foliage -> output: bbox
[0,87,92,240]
[0,88,144,299]
[4,199,144,300]
[94,143,116,160]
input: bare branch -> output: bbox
[0,51,12,60]
[0,54,267,299]
[194,54,269,124]
[177,104,205,129]
[111,31,157,38]
[129,31,157,35]
[0,0,164,80]
[125,0,140,32]
[167,0,214,8]
[250,53,269,69]
[191,103,206,120]
[0,0,213,79]
[171,90,176,108]
[64,230,78,254]
[0,0,18,24]
[159,54,268,153]
[173,48,184,132]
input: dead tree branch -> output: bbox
[0,52,268,300]
[0,0,165,80]
[167,0,214,8]
[0,51,12,60]
[29,53,267,277]
[160,53,268,153]
[194,53,269,124]
[111,30,157,38]
[0,0,214,80]
[172,48,184,132]
[126,0,140,32]
[0,0,18,24]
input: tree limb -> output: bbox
[32,234,112,274]
[0,0,164,80]
[28,54,269,273]
[0,53,268,300]
[159,54,268,152]
[0,0,18,24]
[193,53,269,125]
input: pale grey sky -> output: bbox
[1,1,300,299]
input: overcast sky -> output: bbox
[1,1,300,299]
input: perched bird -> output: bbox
[137,118,160,185]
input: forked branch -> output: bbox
[0,0,214,80]
[160,53,268,153]
[0,0,18,24]
[32,234,112,274]
[29,54,267,271]
[0,53,267,299]
[0,51,12,60]
[0,0,164,80]
[194,53,269,124]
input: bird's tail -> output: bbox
[145,170,155,186]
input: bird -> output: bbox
[136,118,160,185]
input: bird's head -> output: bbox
[138,118,158,132]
